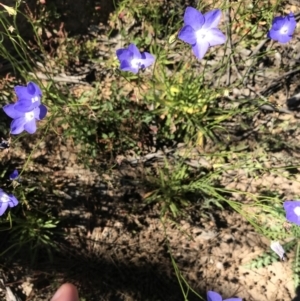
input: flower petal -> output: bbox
[178,25,197,45]
[224,299,242,301]
[207,291,222,301]
[183,6,205,30]
[271,16,286,31]
[0,202,9,216]
[206,28,226,46]
[276,33,293,44]
[128,43,142,59]
[10,118,26,135]
[203,9,222,29]
[140,52,155,68]
[116,49,132,62]
[34,104,47,120]
[9,170,19,180]
[285,14,296,35]
[24,119,37,134]
[3,104,25,119]
[192,40,210,60]
[15,81,41,97]
[284,201,300,225]
[8,194,18,207]
[14,99,36,112]
[27,81,42,96]
[120,60,138,74]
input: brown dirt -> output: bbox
[1,1,300,301]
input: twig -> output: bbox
[260,67,300,95]
[225,7,232,86]
[28,72,89,85]
[242,38,269,85]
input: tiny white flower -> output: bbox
[270,241,285,260]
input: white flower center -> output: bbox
[131,58,142,69]
[0,194,9,203]
[31,96,39,103]
[294,206,300,217]
[25,111,35,122]
[196,28,208,41]
[280,26,288,34]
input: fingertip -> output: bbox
[51,283,79,301]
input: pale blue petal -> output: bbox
[286,14,296,35]
[24,119,37,134]
[184,7,204,30]
[3,104,25,119]
[206,28,226,46]
[140,52,155,68]
[14,99,35,112]
[34,104,47,120]
[14,82,42,102]
[10,118,26,135]
[192,40,210,60]
[277,34,293,43]
[284,201,300,225]
[8,195,18,207]
[120,60,138,74]
[128,43,142,59]
[178,25,197,45]
[224,298,242,301]
[14,85,28,98]
[203,9,222,29]
[207,291,222,301]
[116,48,132,62]
[0,202,8,216]
[27,82,42,96]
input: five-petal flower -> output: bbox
[207,291,242,301]
[267,13,296,44]
[3,103,47,135]
[116,43,155,74]
[283,200,300,225]
[178,7,226,60]
[0,189,18,216]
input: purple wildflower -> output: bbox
[267,13,296,44]
[178,7,226,60]
[283,200,300,225]
[9,169,19,180]
[0,189,18,216]
[116,43,155,74]
[13,82,42,112]
[3,103,47,135]
[207,291,242,301]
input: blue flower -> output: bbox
[116,43,155,74]
[9,169,19,180]
[3,103,47,135]
[283,200,300,225]
[0,189,18,216]
[13,82,42,112]
[267,13,296,44]
[207,291,242,301]
[178,7,226,60]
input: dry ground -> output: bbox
[1,0,300,301]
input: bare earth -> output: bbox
[0,0,300,301]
